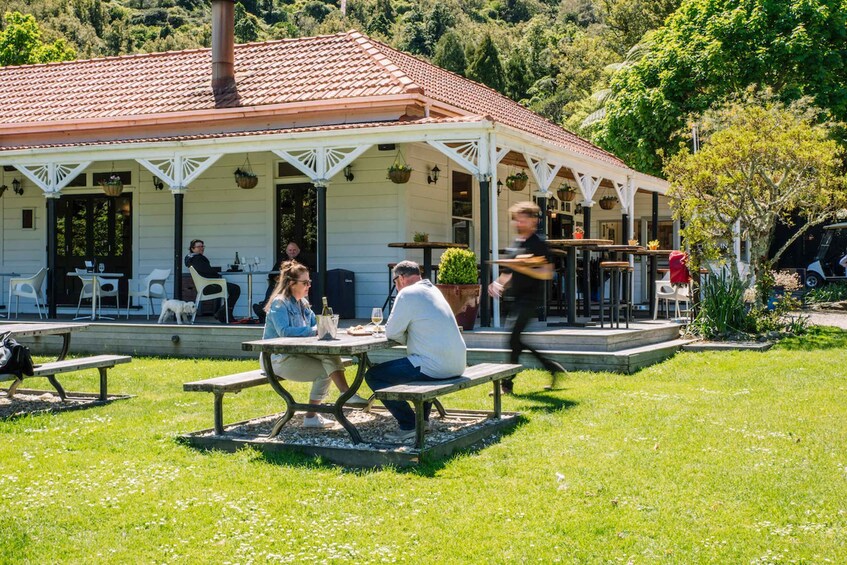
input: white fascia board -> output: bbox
[0,120,495,165]
[631,171,669,195]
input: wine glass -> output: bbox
[98,262,105,274]
[371,307,383,335]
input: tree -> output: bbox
[505,48,532,101]
[234,2,259,43]
[664,91,847,297]
[432,31,466,76]
[596,0,847,176]
[0,11,76,66]
[467,34,505,92]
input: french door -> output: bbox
[53,193,132,306]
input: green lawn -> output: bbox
[3,327,847,563]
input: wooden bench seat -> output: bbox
[1,354,132,401]
[372,362,523,448]
[185,358,353,434]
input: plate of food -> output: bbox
[347,324,384,336]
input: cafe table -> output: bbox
[67,271,124,321]
[388,242,468,281]
[222,269,272,319]
[547,239,613,326]
[242,332,398,443]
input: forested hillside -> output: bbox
[2,0,844,177]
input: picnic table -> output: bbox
[1,322,130,402]
[242,332,397,444]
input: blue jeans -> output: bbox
[365,358,438,430]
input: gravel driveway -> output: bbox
[800,309,847,330]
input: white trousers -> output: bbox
[267,353,346,402]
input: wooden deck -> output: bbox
[6,314,689,374]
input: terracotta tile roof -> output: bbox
[0,116,484,152]
[0,30,627,169]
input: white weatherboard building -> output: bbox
[0,2,671,325]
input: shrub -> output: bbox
[806,282,847,304]
[690,271,750,338]
[437,248,478,285]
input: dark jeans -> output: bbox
[365,357,438,430]
[207,282,240,320]
[507,297,561,383]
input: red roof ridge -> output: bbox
[347,31,424,95]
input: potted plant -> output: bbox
[598,195,617,210]
[505,171,528,192]
[573,226,585,240]
[557,186,576,202]
[647,239,660,250]
[387,163,412,184]
[413,232,429,243]
[436,248,480,330]
[100,174,124,197]
[234,167,258,189]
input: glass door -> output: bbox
[54,194,132,306]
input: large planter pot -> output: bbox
[101,182,123,197]
[436,284,481,331]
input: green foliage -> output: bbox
[437,247,478,284]
[691,271,751,339]
[432,30,465,75]
[0,11,76,66]
[665,91,847,285]
[596,0,847,175]
[806,282,847,304]
[234,2,259,43]
[466,33,504,91]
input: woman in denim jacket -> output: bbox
[263,261,367,428]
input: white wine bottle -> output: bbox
[321,297,333,316]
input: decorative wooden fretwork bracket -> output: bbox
[11,162,92,198]
[136,155,223,192]
[272,145,372,187]
[524,154,563,196]
[426,139,487,179]
[571,169,603,206]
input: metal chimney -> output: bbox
[211,0,235,91]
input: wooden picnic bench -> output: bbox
[1,354,132,401]
[184,358,353,435]
[369,362,523,448]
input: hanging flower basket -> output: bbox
[234,170,258,189]
[387,166,412,184]
[598,196,617,210]
[100,175,124,197]
[557,188,576,202]
[234,156,258,189]
[506,172,528,192]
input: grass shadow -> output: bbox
[775,325,847,351]
[510,391,579,414]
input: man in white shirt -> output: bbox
[366,261,467,442]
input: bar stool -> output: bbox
[381,262,398,315]
[599,261,633,328]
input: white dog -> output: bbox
[157,299,197,325]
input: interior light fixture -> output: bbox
[12,178,22,196]
[427,165,440,184]
[343,164,354,182]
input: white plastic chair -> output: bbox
[74,268,98,319]
[189,266,229,323]
[653,273,691,319]
[125,268,170,319]
[8,267,48,319]
[97,274,121,316]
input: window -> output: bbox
[452,171,473,247]
[600,220,622,244]
[645,220,674,249]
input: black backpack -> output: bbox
[0,332,35,379]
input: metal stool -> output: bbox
[381,262,398,315]
[599,261,633,328]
